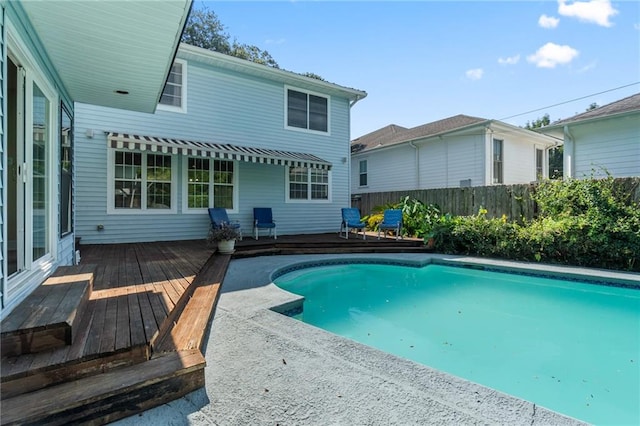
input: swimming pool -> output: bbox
[274,261,640,425]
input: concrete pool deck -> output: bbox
[112,253,639,425]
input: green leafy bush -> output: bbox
[368,196,440,238]
[431,175,640,271]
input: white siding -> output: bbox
[353,132,487,192]
[503,138,538,184]
[351,144,416,194]
[351,123,556,194]
[75,56,354,244]
[570,115,640,178]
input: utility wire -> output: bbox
[499,82,640,121]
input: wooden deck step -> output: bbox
[1,265,95,356]
[154,254,229,353]
[0,349,206,426]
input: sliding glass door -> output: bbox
[6,47,54,302]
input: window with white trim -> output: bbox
[158,59,187,113]
[286,87,329,133]
[287,166,330,201]
[493,138,503,184]
[535,148,544,180]
[185,157,236,210]
[359,160,368,186]
[112,151,175,211]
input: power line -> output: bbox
[499,82,640,121]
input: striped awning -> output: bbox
[107,132,332,170]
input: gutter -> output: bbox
[350,94,364,108]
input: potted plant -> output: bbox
[207,222,241,254]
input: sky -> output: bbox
[198,0,640,139]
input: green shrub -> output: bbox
[368,196,440,238]
[431,175,640,271]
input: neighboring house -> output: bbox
[538,93,640,179]
[351,114,558,194]
[0,0,190,319]
[74,43,366,244]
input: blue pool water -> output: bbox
[274,262,640,425]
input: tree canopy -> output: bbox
[182,7,279,68]
[524,113,550,130]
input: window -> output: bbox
[287,167,330,201]
[359,160,368,186]
[493,139,503,184]
[185,158,236,211]
[111,151,175,212]
[158,59,186,112]
[60,103,73,236]
[286,87,329,133]
[535,148,544,180]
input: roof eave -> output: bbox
[543,108,640,132]
[178,43,367,101]
[19,0,192,113]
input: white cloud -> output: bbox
[539,14,560,28]
[527,42,579,68]
[465,68,484,80]
[498,54,521,65]
[557,0,619,27]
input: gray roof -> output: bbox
[351,114,487,153]
[551,92,640,126]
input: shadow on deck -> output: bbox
[0,233,427,424]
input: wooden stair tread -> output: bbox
[1,265,95,356]
[155,254,229,353]
[1,350,205,425]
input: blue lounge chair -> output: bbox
[254,208,276,240]
[378,209,403,240]
[340,207,366,239]
[208,207,242,240]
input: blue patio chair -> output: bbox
[377,209,403,240]
[253,207,276,240]
[340,207,366,240]
[208,207,242,240]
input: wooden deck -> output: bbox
[0,233,427,424]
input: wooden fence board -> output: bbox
[354,177,640,220]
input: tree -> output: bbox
[522,114,563,178]
[524,113,550,130]
[586,102,599,111]
[182,7,279,68]
[549,145,563,179]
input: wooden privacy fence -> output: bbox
[352,177,640,221]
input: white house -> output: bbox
[538,93,640,179]
[351,114,558,194]
[0,0,191,319]
[74,44,366,244]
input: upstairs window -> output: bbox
[359,160,368,186]
[535,148,544,180]
[286,87,329,133]
[158,59,187,113]
[493,139,504,184]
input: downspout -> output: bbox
[563,125,575,179]
[347,95,363,205]
[409,141,419,189]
